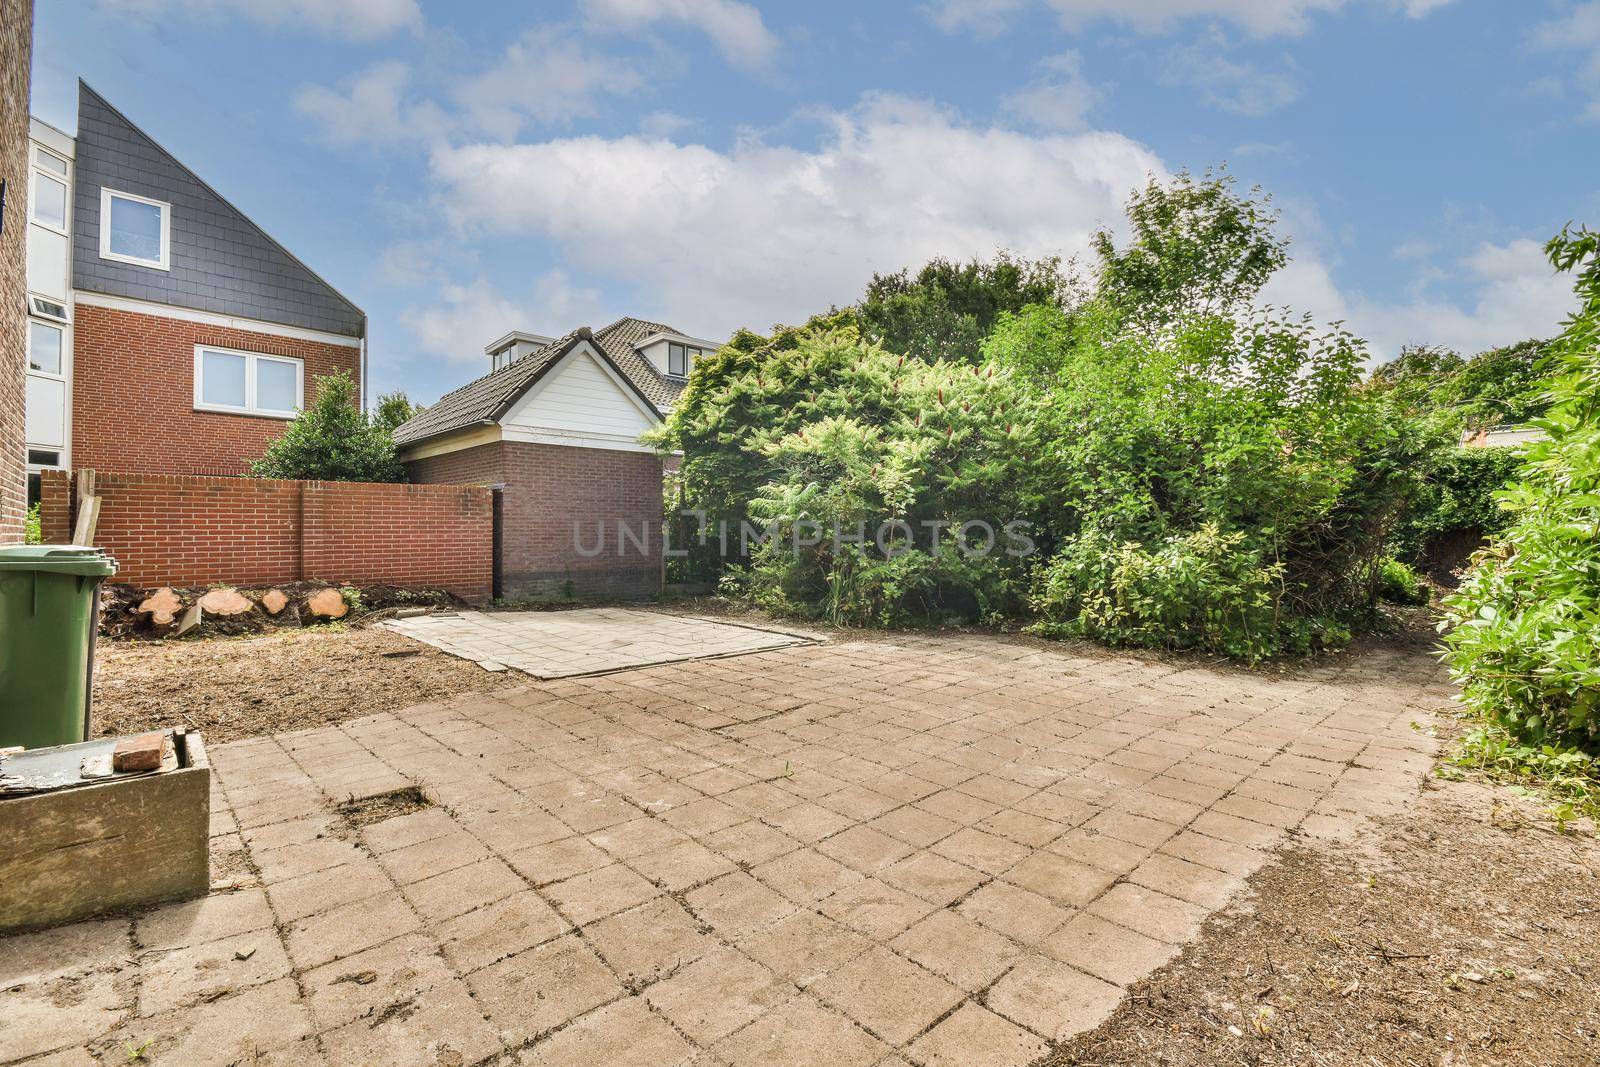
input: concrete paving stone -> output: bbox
[628,839,739,892]
[239,814,335,854]
[1047,827,1157,876]
[1081,810,1184,849]
[588,817,693,859]
[0,966,132,1062]
[1128,852,1246,910]
[711,995,888,1067]
[975,808,1068,848]
[319,975,502,1067]
[402,856,526,923]
[1087,882,1210,944]
[812,946,964,1045]
[437,890,571,973]
[868,807,962,849]
[643,947,790,1045]
[739,911,873,988]
[136,929,291,1016]
[467,934,623,1042]
[1041,911,1180,987]
[816,825,918,874]
[546,864,663,927]
[985,954,1124,1040]
[819,784,903,822]
[375,830,491,886]
[660,797,747,836]
[878,851,987,907]
[520,996,696,1067]
[955,881,1074,945]
[1003,852,1119,907]
[586,897,718,987]
[284,892,419,970]
[753,848,866,905]
[135,889,275,952]
[1212,793,1305,829]
[1188,809,1288,849]
[301,931,458,1031]
[0,918,131,983]
[100,977,311,1067]
[890,910,1020,993]
[686,872,799,938]
[459,808,572,853]
[504,836,614,886]
[906,1003,1051,1067]
[931,827,1032,876]
[264,860,392,923]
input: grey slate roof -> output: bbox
[72,83,365,338]
[393,317,687,447]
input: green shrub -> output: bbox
[1442,225,1600,752]
[1030,523,1317,662]
[1376,558,1429,605]
[24,503,41,545]
[251,372,405,483]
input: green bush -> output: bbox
[251,372,405,483]
[1393,445,1524,561]
[1030,524,1294,662]
[1442,225,1600,752]
[1376,558,1429,605]
[24,503,41,545]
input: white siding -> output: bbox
[502,346,655,447]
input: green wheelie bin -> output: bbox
[0,545,118,750]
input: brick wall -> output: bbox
[71,303,361,476]
[0,0,30,542]
[40,470,491,601]
[409,440,664,601]
[37,468,70,542]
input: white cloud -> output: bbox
[454,27,643,141]
[924,0,1032,37]
[401,271,610,366]
[639,111,699,139]
[1533,2,1600,118]
[1264,238,1574,360]
[1161,34,1300,115]
[96,0,421,39]
[1002,51,1104,131]
[294,62,447,148]
[427,94,1164,335]
[582,0,780,70]
[295,30,641,148]
[929,0,1455,38]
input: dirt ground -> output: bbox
[1048,757,1600,1066]
[91,625,522,743]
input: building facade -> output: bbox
[0,0,31,542]
[23,83,364,497]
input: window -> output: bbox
[193,346,303,418]
[31,171,66,231]
[28,321,62,375]
[27,449,61,468]
[28,295,69,323]
[100,188,170,270]
[667,341,701,377]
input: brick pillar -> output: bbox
[0,0,32,543]
[38,468,70,543]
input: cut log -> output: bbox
[260,589,289,616]
[306,588,349,619]
[198,588,253,617]
[112,732,166,773]
[137,587,183,631]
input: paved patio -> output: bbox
[383,608,812,678]
[0,632,1449,1067]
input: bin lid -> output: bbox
[0,544,118,576]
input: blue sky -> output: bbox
[30,0,1600,405]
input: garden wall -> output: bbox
[38,469,492,601]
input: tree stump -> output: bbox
[198,588,254,617]
[136,588,183,633]
[306,588,349,620]
[260,589,289,616]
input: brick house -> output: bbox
[23,83,364,500]
[396,318,718,601]
[0,0,31,542]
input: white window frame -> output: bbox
[193,344,304,419]
[27,319,66,380]
[667,341,701,377]
[100,187,171,271]
[29,148,70,237]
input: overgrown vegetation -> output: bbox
[251,371,406,483]
[658,170,1435,657]
[24,502,41,545]
[1441,225,1600,755]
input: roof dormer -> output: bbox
[634,331,720,380]
[486,330,556,373]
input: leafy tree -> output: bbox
[857,251,1074,363]
[373,390,424,435]
[1371,339,1552,436]
[1091,168,1288,332]
[1443,225,1600,751]
[251,371,405,483]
